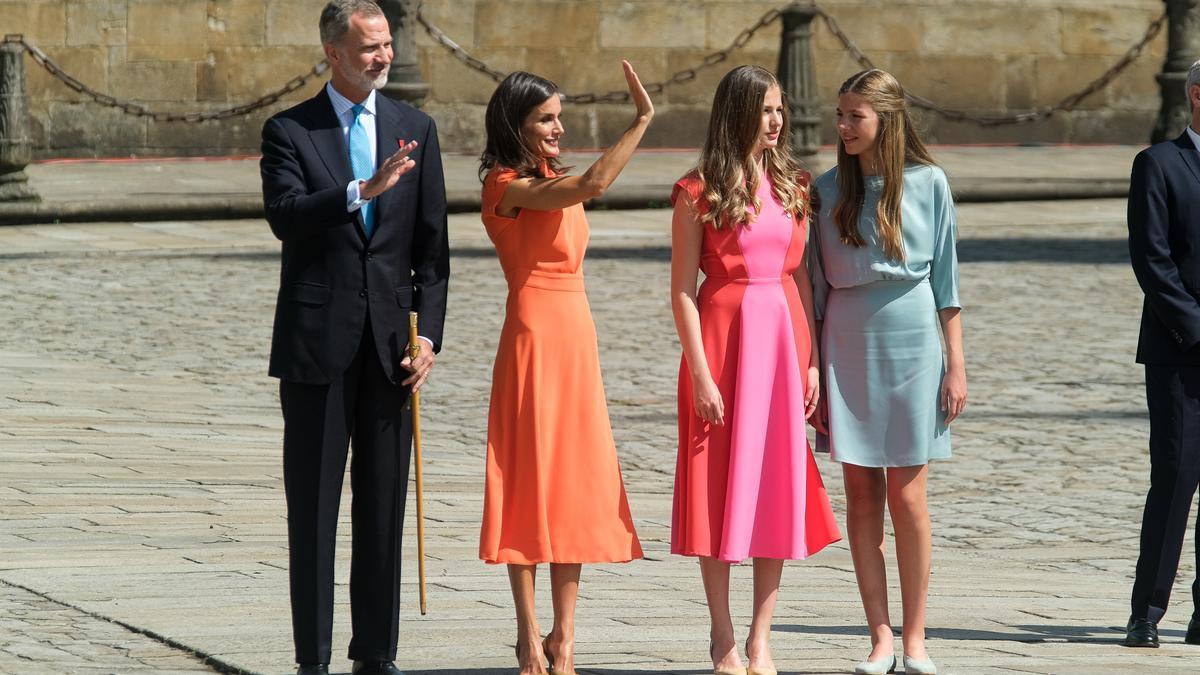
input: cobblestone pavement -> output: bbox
[2,199,1198,674]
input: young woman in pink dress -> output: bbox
[670,65,842,675]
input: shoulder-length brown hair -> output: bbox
[694,65,807,228]
[833,69,936,261]
[479,71,569,180]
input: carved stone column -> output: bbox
[1151,0,1200,142]
[0,36,38,201]
[777,3,821,168]
[378,0,431,108]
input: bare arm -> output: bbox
[938,307,966,423]
[792,260,821,420]
[500,61,654,214]
[671,194,724,426]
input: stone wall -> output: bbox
[2,0,1169,158]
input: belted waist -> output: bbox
[507,269,586,292]
[702,274,790,286]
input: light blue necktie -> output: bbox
[349,103,375,237]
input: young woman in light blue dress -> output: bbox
[809,69,966,675]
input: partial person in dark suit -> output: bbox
[259,1,448,673]
[1125,58,1200,650]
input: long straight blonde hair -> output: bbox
[833,69,935,261]
[696,65,807,228]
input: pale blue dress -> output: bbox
[809,164,961,467]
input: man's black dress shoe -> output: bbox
[1125,617,1160,648]
[1186,616,1200,645]
[352,661,405,675]
[296,665,329,675]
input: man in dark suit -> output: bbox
[1125,58,1200,649]
[259,2,448,673]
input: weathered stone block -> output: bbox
[1005,55,1037,110]
[128,0,209,61]
[46,101,147,154]
[0,0,67,47]
[66,0,128,47]
[205,0,268,48]
[1033,55,1109,111]
[599,1,705,49]
[1067,108,1154,144]
[145,115,223,152]
[1103,57,1162,111]
[640,104,710,148]
[416,0,476,50]
[704,1,783,52]
[422,49,516,105]
[1060,8,1162,56]
[813,48,871,100]
[813,5,922,54]
[919,5,1061,56]
[881,53,1008,111]
[265,0,326,47]
[25,46,108,104]
[109,60,197,103]
[910,111,1073,146]
[197,46,326,103]
[662,49,777,106]
[477,1,600,49]
[216,105,283,154]
[423,102,486,153]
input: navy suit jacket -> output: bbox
[1128,131,1200,365]
[260,87,449,384]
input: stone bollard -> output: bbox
[777,3,821,170]
[1151,0,1200,143]
[379,0,431,108]
[0,35,38,202]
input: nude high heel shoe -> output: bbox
[710,642,747,675]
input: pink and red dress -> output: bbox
[671,171,841,563]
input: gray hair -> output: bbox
[1188,59,1200,108]
[319,0,384,45]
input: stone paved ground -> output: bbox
[2,198,1199,674]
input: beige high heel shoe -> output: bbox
[710,642,748,675]
[543,635,578,675]
[745,640,778,675]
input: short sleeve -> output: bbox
[481,166,519,237]
[672,171,704,210]
[930,170,961,311]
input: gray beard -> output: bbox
[340,64,388,92]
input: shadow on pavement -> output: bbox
[776,622,1140,645]
[407,671,716,675]
[959,238,1128,264]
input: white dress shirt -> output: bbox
[326,82,376,214]
[1187,124,1200,154]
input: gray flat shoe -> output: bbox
[852,654,895,674]
[902,654,937,675]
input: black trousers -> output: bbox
[1131,364,1200,623]
[280,323,412,664]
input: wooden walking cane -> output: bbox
[408,311,428,615]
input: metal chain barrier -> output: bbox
[2,33,327,123]
[415,4,784,104]
[813,5,1168,126]
[3,0,1171,127]
[418,1,1169,125]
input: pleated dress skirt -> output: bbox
[819,278,951,467]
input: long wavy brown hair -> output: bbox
[833,69,935,261]
[695,65,807,228]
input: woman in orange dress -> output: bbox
[478,61,652,674]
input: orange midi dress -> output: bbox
[478,166,643,565]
